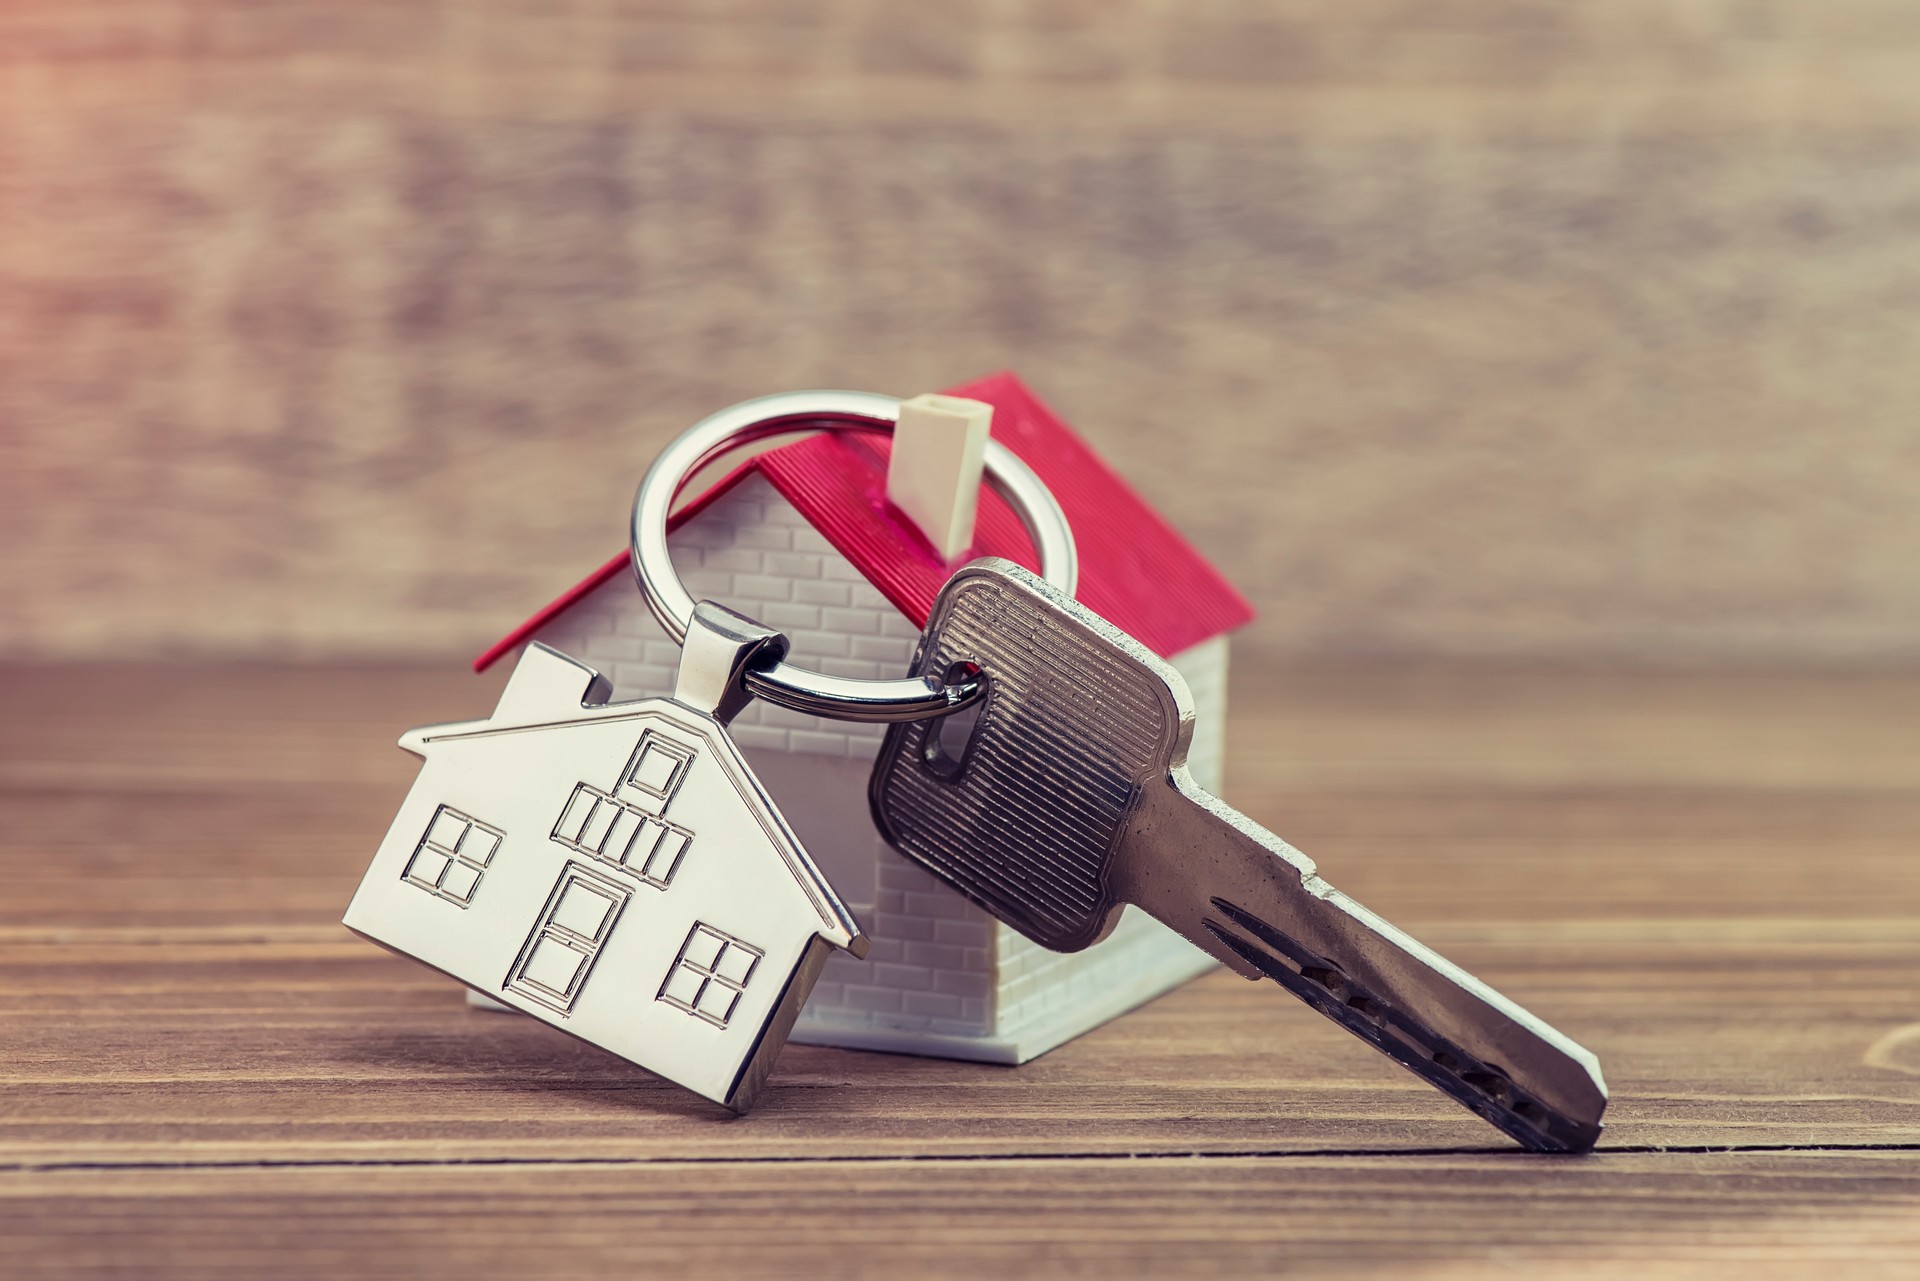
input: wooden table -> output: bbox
[2,661,1916,1277]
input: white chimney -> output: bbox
[885,393,992,562]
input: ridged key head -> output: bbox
[869,559,1189,952]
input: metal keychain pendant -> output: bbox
[344,605,868,1113]
[347,390,1081,1113]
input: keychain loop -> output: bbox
[631,390,1079,723]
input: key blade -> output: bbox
[1205,898,1604,1152]
[1125,777,1609,1154]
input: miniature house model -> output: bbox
[344,641,866,1111]
[476,373,1254,1062]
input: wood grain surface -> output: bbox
[5,1,1920,665]
[1,660,1917,1276]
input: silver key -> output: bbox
[346,603,868,1113]
[869,559,1608,1152]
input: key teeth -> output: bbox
[1203,902,1603,1155]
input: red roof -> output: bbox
[476,372,1253,673]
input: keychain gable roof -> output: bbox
[474,373,1254,1066]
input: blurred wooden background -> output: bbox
[3,1,1918,663]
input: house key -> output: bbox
[869,558,1609,1152]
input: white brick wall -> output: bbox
[743,750,1000,1042]
[536,474,917,760]
[529,472,1230,1061]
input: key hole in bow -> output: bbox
[922,663,987,781]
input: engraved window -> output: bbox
[402,806,502,907]
[504,864,630,1015]
[657,924,763,1029]
[551,784,691,888]
[620,730,695,814]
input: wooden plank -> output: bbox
[1,920,1916,1166]
[13,781,1917,926]
[5,1,1917,135]
[5,662,1919,927]
[3,1152,1918,1280]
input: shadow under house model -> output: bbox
[474,373,1255,1063]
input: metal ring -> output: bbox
[631,390,1079,723]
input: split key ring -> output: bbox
[630,390,1079,724]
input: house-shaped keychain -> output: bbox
[343,632,869,1111]
[475,373,1254,1063]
